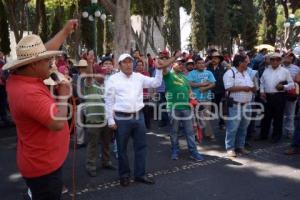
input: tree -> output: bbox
[34,0,48,42]
[103,15,113,54]
[100,0,132,66]
[163,0,181,52]
[0,0,10,54]
[2,0,30,43]
[205,0,215,46]
[262,0,277,45]
[241,0,258,50]
[191,0,206,52]
[213,0,231,50]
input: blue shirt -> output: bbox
[187,70,216,101]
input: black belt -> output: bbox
[266,92,285,96]
[115,110,142,117]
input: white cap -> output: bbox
[118,53,133,63]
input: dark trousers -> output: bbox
[0,85,8,121]
[115,111,147,178]
[24,167,63,200]
[143,99,151,129]
[157,92,169,126]
[212,93,225,126]
[292,116,300,148]
[260,93,286,140]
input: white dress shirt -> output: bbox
[283,64,300,80]
[260,65,294,93]
[105,69,162,125]
[223,67,254,103]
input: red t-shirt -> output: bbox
[6,75,70,178]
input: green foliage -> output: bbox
[262,0,277,45]
[131,0,163,16]
[0,0,10,54]
[240,0,258,50]
[163,0,181,52]
[213,0,231,50]
[181,0,192,14]
[191,0,206,51]
[205,0,215,46]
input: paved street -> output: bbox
[1,121,300,200]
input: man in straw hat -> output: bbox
[105,51,181,187]
[258,52,294,143]
[4,19,78,200]
[207,51,227,130]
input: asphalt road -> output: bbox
[0,121,300,200]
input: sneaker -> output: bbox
[226,150,237,157]
[62,185,68,194]
[171,150,178,160]
[190,152,204,161]
[27,188,32,200]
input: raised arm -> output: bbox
[45,19,78,51]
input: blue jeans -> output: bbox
[114,111,147,178]
[284,100,297,134]
[225,104,251,150]
[169,109,198,154]
[291,118,300,148]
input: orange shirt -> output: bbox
[6,75,70,178]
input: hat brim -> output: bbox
[74,65,88,68]
[208,55,224,61]
[119,56,134,63]
[3,51,63,71]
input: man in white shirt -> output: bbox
[223,54,256,157]
[282,52,300,138]
[259,53,294,143]
[105,52,180,187]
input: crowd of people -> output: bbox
[0,19,300,200]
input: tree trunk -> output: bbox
[214,0,231,51]
[104,16,114,54]
[262,0,277,45]
[2,0,29,43]
[113,0,132,67]
[163,0,181,53]
[191,0,206,52]
[0,0,10,54]
[241,0,258,51]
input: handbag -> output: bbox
[221,69,235,116]
[286,82,299,101]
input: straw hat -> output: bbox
[3,34,62,71]
[208,52,224,61]
[269,52,282,59]
[74,59,88,67]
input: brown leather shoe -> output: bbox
[120,177,130,187]
[284,148,299,155]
